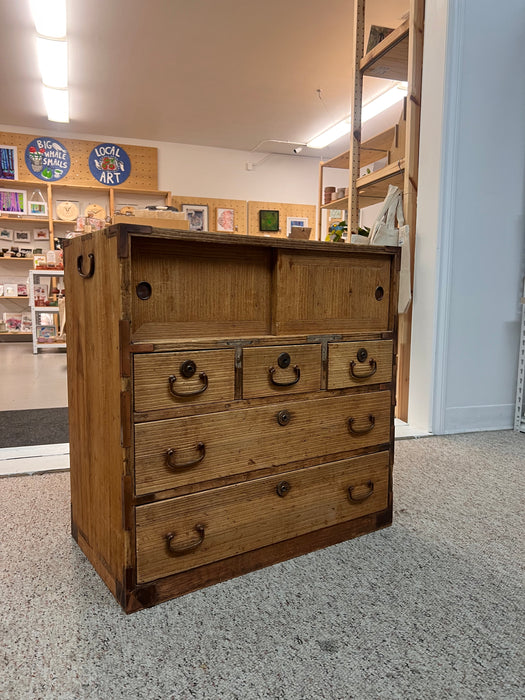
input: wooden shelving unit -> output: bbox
[317,0,424,421]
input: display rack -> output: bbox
[29,269,66,353]
[317,0,424,421]
[514,278,525,432]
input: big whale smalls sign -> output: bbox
[89,143,131,185]
[25,138,71,181]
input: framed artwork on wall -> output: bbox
[0,227,13,241]
[182,204,208,232]
[33,227,50,241]
[286,216,309,236]
[216,207,235,232]
[0,145,18,181]
[14,230,31,243]
[259,210,279,232]
[0,188,27,215]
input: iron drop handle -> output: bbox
[166,442,205,471]
[348,414,376,435]
[349,359,377,380]
[166,524,205,555]
[268,365,301,387]
[348,481,374,503]
[77,253,95,279]
[168,372,208,397]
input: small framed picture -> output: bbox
[286,216,309,236]
[259,210,279,232]
[216,208,235,233]
[0,145,18,181]
[33,227,50,241]
[0,227,13,241]
[17,283,28,297]
[182,204,208,232]
[4,283,17,297]
[0,188,27,215]
[14,230,31,243]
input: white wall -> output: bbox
[410,0,525,433]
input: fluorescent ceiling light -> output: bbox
[307,118,351,149]
[43,86,69,122]
[306,82,408,149]
[37,37,68,88]
[30,0,67,38]
[362,82,408,122]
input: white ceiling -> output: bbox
[0,0,409,159]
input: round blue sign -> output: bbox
[89,143,131,185]
[25,138,71,181]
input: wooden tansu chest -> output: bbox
[63,225,400,613]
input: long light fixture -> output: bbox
[30,0,69,123]
[306,82,408,149]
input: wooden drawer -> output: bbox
[134,391,391,495]
[242,344,322,398]
[327,340,394,389]
[135,451,390,583]
[134,349,235,412]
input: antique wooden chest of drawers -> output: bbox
[63,224,399,612]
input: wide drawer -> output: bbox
[134,391,392,495]
[327,340,393,389]
[242,344,322,398]
[134,349,236,412]
[135,450,390,583]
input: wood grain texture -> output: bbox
[134,349,236,412]
[242,344,322,398]
[64,230,127,587]
[327,340,393,389]
[273,250,392,334]
[133,391,392,495]
[135,451,390,582]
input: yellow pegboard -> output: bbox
[171,195,248,235]
[247,201,316,238]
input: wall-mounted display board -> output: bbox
[171,195,247,235]
[0,131,158,190]
[247,201,316,238]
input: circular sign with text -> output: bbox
[25,138,71,181]
[88,143,131,185]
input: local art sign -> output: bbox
[25,138,71,181]
[88,143,131,185]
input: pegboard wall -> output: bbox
[0,131,158,190]
[171,195,248,235]
[247,201,316,237]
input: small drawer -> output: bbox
[134,349,235,412]
[242,344,321,398]
[327,340,393,390]
[134,390,391,495]
[135,450,390,583]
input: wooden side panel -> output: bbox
[273,250,392,335]
[129,237,272,341]
[134,349,236,412]
[242,344,322,398]
[327,340,393,389]
[134,391,392,495]
[64,231,125,586]
[136,451,390,583]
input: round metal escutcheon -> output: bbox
[375,286,384,301]
[356,347,368,363]
[277,352,291,369]
[277,409,291,426]
[136,281,152,300]
[180,360,197,378]
[276,480,291,497]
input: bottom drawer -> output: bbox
[135,451,390,583]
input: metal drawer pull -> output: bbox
[268,365,300,386]
[349,359,377,379]
[168,372,208,397]
[77,253,95,279]
[166,442,205,470]
[166,524,205,555]
[348,414,376,435]
[348,481,374,503]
